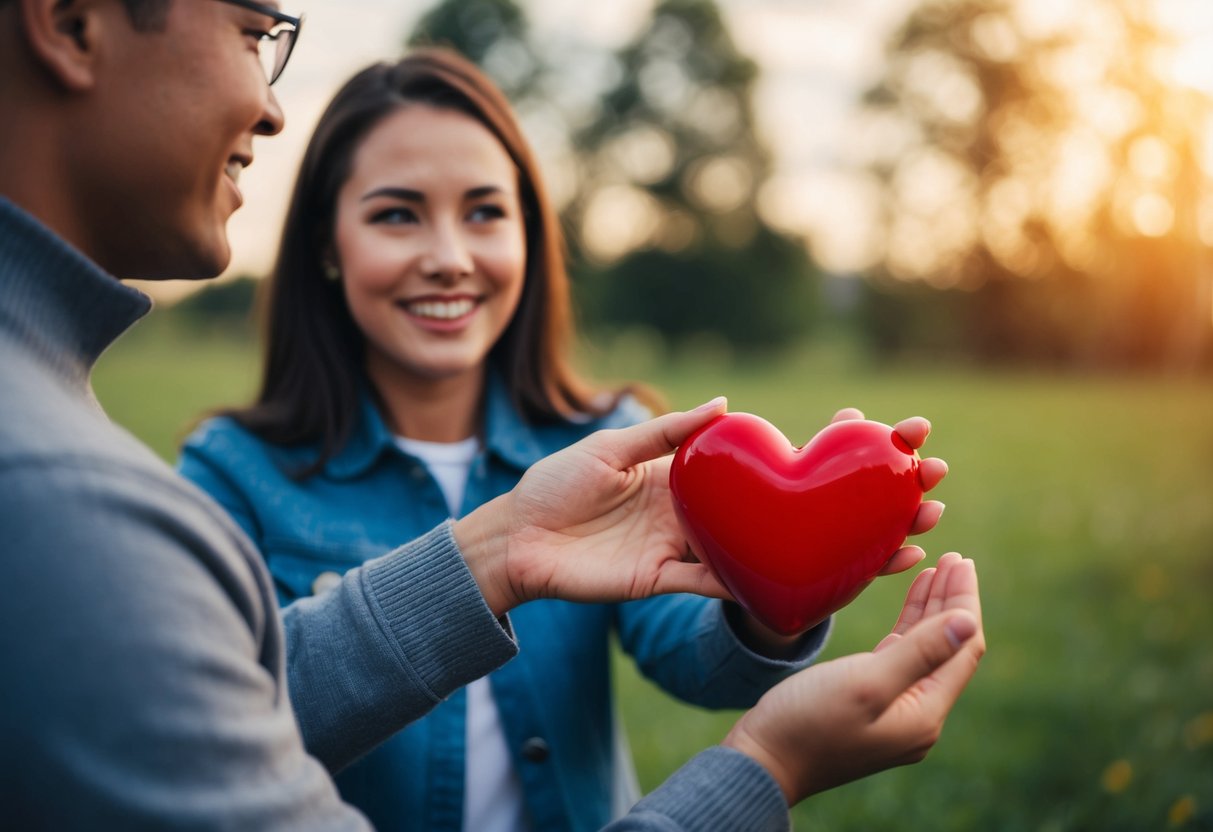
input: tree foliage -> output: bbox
[568,0,818,351]
[405,0,819,353]
[170,276,259,337]
[859,0,1213,370]
[406,0,543,103]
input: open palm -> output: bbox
[724,554,985,802]
[456,401,731,614]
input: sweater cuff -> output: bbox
[627,746,789,832]
[362,520,517,700]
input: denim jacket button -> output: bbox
[311,571,342,596]
[520,737,550,763]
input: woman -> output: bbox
[179,49,944,832]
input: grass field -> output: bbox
[94,311,1213,830]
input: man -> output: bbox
[0,0,985,829]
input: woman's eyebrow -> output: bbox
[361,187,424,203]
[361,185,512,203]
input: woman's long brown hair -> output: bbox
[225,49,654,474]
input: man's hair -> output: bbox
[0,0,171,31]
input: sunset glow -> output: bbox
[134,0,1213,304]
[835,0,1213,288]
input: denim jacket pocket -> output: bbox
[261,536,385,602]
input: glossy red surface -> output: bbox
[669,413,923,635]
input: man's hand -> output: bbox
[722,554,985,804]
[453,398,733,616]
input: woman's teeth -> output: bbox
[224,161,243,184]
[406,299,476,320]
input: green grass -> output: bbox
[94,315,261,459]
[95,312,1213,830]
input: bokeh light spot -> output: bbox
[1101,758,1133,794]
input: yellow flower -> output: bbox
[1182,712,1213,750]
[1101,759,1133,794]
[1135,564,1169,601]
[1168,795,1196,827]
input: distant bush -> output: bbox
[574,227,820,354]
[858,273,1213,373]
[169,276,260,339]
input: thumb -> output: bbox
[597,397,727,470]
[860,611,978,718]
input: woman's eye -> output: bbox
[244,29,271,43]
[468,204,506,223]
[370,207,418,225]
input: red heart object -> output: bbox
[670,413,924,635]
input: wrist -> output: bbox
[721,719,798,806]
[728,602,818,660]
[452,493,520,617]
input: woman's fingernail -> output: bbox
[692,396,726,413]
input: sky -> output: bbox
[144,0,1213,302]
[139,0,912,302]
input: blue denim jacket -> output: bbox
[178,373,829,832]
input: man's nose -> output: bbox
[255,87,286,137]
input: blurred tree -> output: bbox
[170,276,259,338]
[406,0,543,104]
[567,0,820,352]
[403,0,818,352]
[173,278,255,329]
[858,0,1213,370]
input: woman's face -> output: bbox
[332,104,527,390]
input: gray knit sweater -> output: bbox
[0,197,787,831]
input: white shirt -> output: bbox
[394,434,530,832]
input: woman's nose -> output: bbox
[421,225,474,283]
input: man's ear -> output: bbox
[18,0,109,91]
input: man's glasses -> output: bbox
[215,0,303,86]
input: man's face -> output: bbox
[74,0,285,279]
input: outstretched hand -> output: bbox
[722,554,985,804]
[453,398,733,616]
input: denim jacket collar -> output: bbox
[324,370,549,480]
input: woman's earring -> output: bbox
[323,262,341,282]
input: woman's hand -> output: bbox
[722,554,985,804]
[453,398,733,616]
[831,406,949,578]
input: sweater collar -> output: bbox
[0,198,152,389]
[324,370,548,480]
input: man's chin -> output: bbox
[122,236,232,282]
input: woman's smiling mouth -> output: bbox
[397,295,482,327]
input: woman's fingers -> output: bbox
[893,417,931,449]
[598,397,726,470]
[877,545,926,576]
[831,407,865,423]
[918,458,948,492]
[909,500,946,535]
